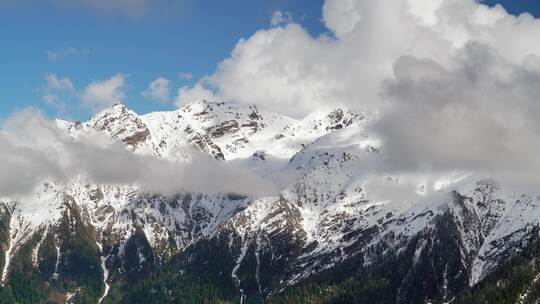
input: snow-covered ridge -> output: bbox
[0,100,368,281]
[2,100,539,302]
[57,100,367,162]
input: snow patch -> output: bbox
[96,241,110,304]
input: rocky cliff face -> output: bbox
[1,100,539,304]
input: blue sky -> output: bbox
[0,0,325,120]
[0,0,536,120]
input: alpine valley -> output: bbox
[1,100,540,304]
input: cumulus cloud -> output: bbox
[181,0,540,119]
[187,0,443,117]
[81,74,126,111]
[41,73,131,113]
[174,83,218,108]
[9,0,540,196]
[322,0,361,37]
[142,77,170,103]
[373,42,540,188]
[173,0,540,191]
[42,73,131,114]
[0,109,276,197]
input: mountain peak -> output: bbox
[87,102,150,149]
[110,101,128,113]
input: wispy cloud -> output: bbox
[41,73,75,113]
[46,47,89,61]
[178,72,193,80]
[43,94,67,113]
[2,0,184,18]
[270,11,292,27]
[51,0,150,17]
[44,73,75,91]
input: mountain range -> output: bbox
[1,100,540,304]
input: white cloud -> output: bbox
[209,0,448,117]
[372,43,540,189]
[142,77,170,103]
[174,0,540,190]
[41,74,75,113]
[180,0,540,119]
[12,0,540,196]
[205,24,348,118]
[322,0,361,37]
[44,73,75,91]
[174,83,217,108]
[404,0,445,25]
[271,11,292,27]
[81,74,127,111]
[43,94,67,113]
[0,108,276,197]
[178,72,193,80]
[41,73,129,114]
[47,47,89,61]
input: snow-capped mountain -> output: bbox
[1,100,540,304]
